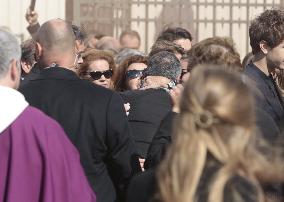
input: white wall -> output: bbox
[0,0,65,41]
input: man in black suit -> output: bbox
[19,19,139,202]
[244,9,284,129]
[120,51,181,169]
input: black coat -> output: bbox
[244,63,284,129]
[145,111,176,169]
[120,89,172,158]
[19,67,140,202]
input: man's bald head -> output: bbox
[37,19,75,53]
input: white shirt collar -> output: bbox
[0,86,28,133]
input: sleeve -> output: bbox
[144,111,176,169]
[27,23,40,40]
[105,92,141,201]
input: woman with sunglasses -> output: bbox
[79,49,115,89]
[113,55,147,91]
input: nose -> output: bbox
[99,75,108,81]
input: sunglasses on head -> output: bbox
[89,69,113,80]
[126,69,144,80]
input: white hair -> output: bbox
[0,29,21,78]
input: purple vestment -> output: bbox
[0,105,96,202]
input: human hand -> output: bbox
[25,8,38,26]
[139,158,145,171]
[169,84,184,113]
[124,103,130,116]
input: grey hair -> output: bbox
[0,29,21,78]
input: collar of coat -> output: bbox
[0,86,28,133]
[27,66,80,81]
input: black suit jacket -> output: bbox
[19,67,139,202]
[120,89,172,158]
[145,111,176,169]
[244,63,284,128]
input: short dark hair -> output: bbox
[249,9,284,54]
[157,27,192,42]
[143,51,181,81]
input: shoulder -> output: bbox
[243,64,263,83]
[16,106,63,131]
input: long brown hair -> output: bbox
[156,65,284,202]
[113,55,147,91]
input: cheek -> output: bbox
[128,78,140,89]
[93,80,99,85]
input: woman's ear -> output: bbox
[259,40,270,54]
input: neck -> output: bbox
[40,51,77,72]
[253,52,272,76]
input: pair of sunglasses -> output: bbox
[89,69,113,80]
[126,69,144,80]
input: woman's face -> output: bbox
[126,62,147,90]
[88,59,113,89]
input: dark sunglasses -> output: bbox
[126,70,144,80]
[89,69,113,80]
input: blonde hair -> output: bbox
[156,65,284,202]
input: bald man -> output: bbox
[20,19,139,202]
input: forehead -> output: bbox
[89,59,110,71]
[127,62,147,71]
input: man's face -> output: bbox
[140,76,171,89]
[173,38,192,51]
[121,35,140,50]
[266,40,284,70]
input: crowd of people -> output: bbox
[0,7,284,202]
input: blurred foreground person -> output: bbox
[19,19,139,202]
[156,66,284,202]
[0,30,96,202]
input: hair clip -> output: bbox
[194,110,218,129]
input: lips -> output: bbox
[100,83,109,88]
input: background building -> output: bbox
[1,0,284,58]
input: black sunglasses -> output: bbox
[89,69,113,80]
[126,69,144,80]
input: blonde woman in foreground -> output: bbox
[156,65,284,202]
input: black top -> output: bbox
[19,66,140,202]
[244,63,284,129]
[127,156,258,202]
[120,89,172,158]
